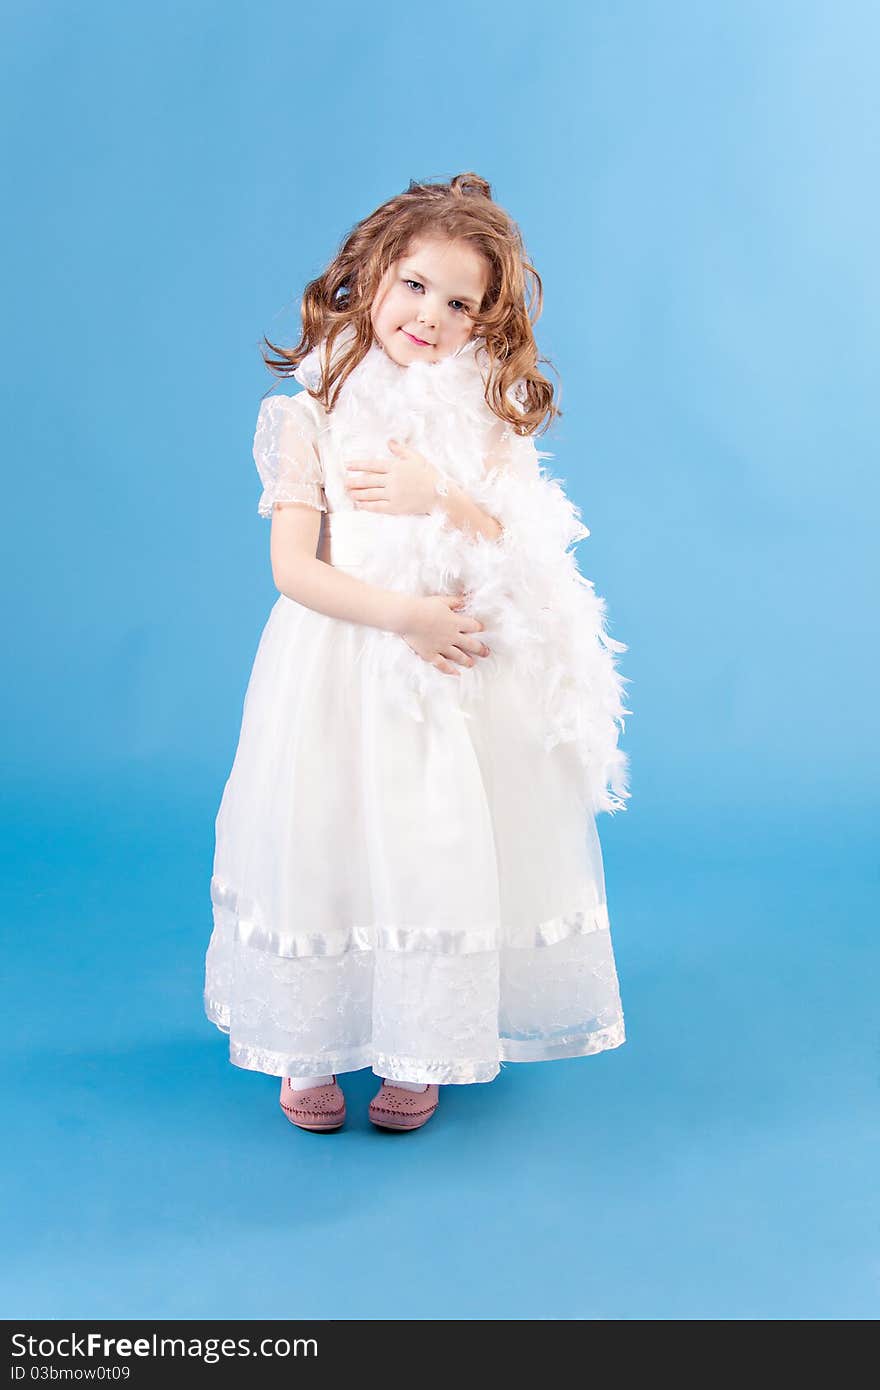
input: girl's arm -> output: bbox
[430,417,532,542]
[269,503,417,633]
[353,438,504,539]
[433,479,503,542]
[254,393,418,631]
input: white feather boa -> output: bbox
[291,328,631,814]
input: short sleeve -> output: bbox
[480,414,542,484]
[468,410,590,553]
[253,393,327,517]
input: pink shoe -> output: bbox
[368,1081,439,1131]
[279,1075,346,1132]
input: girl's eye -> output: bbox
[403,279,467,313]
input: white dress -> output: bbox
[204,328,631,1085]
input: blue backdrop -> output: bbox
[3,0,877,1319]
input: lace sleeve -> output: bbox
[469,414,590,554]
[253,393,327,517]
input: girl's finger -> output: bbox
[346,464,386,479]
[442,644,472,666]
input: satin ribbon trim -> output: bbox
[211,875,610,959]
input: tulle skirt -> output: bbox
[204,547,626,1084]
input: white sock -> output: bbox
[288,1074,333,1090]
[382,1077,429,1092]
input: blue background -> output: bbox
[3,0,877,1319]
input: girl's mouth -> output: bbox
[401,330,430,346]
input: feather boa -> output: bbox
[292,327,631,814]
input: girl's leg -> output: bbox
[290,1075,427,1091]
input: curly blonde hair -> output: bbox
[261,172,561,437]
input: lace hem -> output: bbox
[498,1019,625,1061]
[210,875,611,956]
[257,481,327,516]
[204,998,626,1084]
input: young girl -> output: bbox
[204,172,630,1133]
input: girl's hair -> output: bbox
[261,172,560,436]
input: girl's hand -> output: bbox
[400,594,491,676]
[345,439,443,515]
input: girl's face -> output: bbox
[370,236,490,366]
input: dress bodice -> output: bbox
[251,327,631,816]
